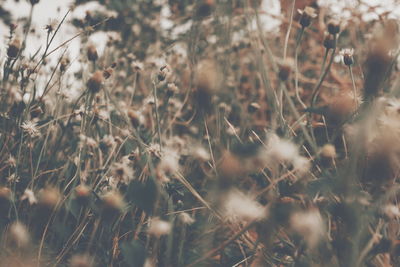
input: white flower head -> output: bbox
[21,188,37,205]
[223,189,268,222]
[382,204,400,219]
[264,134,300,164]
[8,222,30,247]
[147,218,171,237]
[290,209,325,248]
[178,212,195,225]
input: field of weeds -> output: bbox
[0,0,400,266]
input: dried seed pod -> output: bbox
[87,44,98,62]
[7,39,21,58]
[327,19,340,35]
[323,33,336,50]
[298,7,317,28]
[278,58,293,81]
[87,71,103,93]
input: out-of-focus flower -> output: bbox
[21,189,37,205]
[178,212,195,225]
[223,189,268,221]
[290,209,325,248]
[147,218,171,237]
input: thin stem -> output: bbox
[349,65,357,105]
[311,37,337,107]
[152,82,162,151]
[295,27,307,109]
[283,0,296,60]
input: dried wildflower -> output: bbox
[147,218,171,237]
[21,189,37,205]
[127,109,144,128]
[60,57,70,72]
[191,145,210,162]
[102,191,125,213]
[278,58,293,81]
[325,92,360,125]
[327,19,341,35]
[69,254,93,267]
[290,209,325,248]
[75,184,91,204]
[0,187,11,201]
[45,19,58,33]
[21,121,40,137]
[6,156,16,167]
[38,187,61,209]
[298,7,317,28]
[166,83,178,97]
[157,65,172,82]
[223,189,267,221]
[87,71,103,93]
[340,48,354,66]
[178,212,195,225]
[265,134,299,163]
[79,134,97,149]
[321,144,336,159]
[7,38,21,58]
[382,204,400,219]
[30,105,43,118]
[87,44,98,62]
[323,33,336,50]
[7,173,20,183]
[110,159,134,184]
[292,156,311,176]
[8,222,30,248]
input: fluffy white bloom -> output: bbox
[382,204,400,219]
[8,222,30,247]
[147,218,171,237]
[223,189,268,221]
[178,212,195,225]
[266,134,299,163]
[290,209,325,248]
[21,189,37,205]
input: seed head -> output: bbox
[102,191,125,213]
[323,33,336,50]
[298,7,317,28]
[278,58,294,81]
[7,39,21,58]
[87,71,103,93]
[340,48,354,66]
[327,19,341,35]
[87,44,98,62]
[30,0,40,5]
